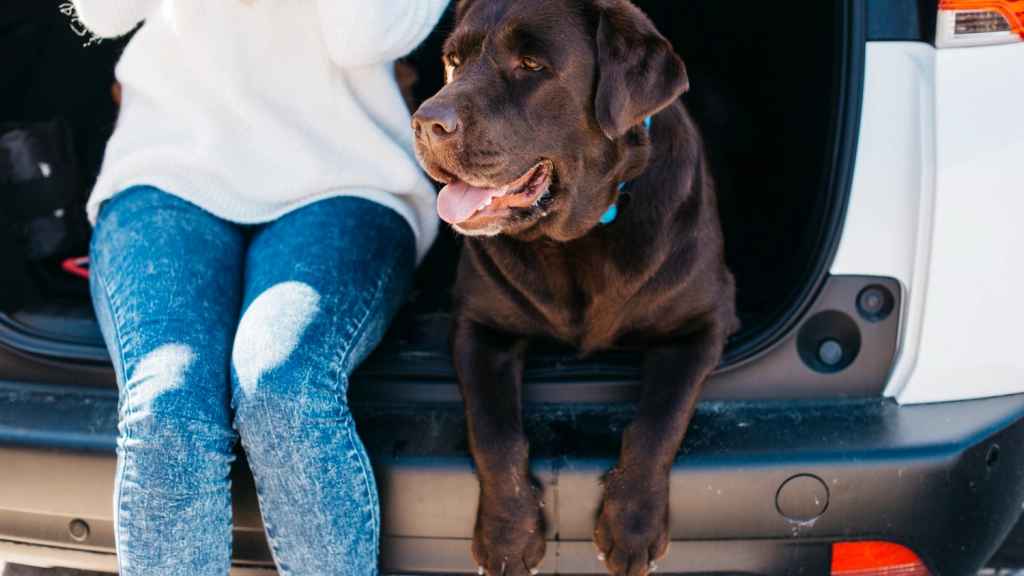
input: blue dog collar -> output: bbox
[598,204,618,225]
[599,116,652,226]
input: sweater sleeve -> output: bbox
[314,0,450,68]
[71,0,157,39]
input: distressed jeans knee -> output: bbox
[91,187,416,576]
[225,198,415,576]
[92,187,243,576]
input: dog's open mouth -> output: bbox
[436,161,553,224]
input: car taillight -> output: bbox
[831,542,932,576]
[937,0,1024,47]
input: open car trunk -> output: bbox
[16,2,1024,575]
[0,0,868,400]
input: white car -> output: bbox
[0,0,1022,574]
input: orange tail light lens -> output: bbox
[938,0,1024,46]
[831,542,932,576]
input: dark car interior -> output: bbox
[1,0,845,385]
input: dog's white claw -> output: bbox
[477,566,485,575]
[597,552,606,561]
[650,561,658,572]
[531,569,539,575]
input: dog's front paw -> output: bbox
[472,483,546,575]
[593,471,670,576]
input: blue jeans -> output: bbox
[89,186,415,575]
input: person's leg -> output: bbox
[89,186,245,575]
[231,197,415,576]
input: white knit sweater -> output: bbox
[73,0,449,261]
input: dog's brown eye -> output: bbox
[444,55,461,85]
[521,57,543,71]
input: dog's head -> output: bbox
[412,0,689,240]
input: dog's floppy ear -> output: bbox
[454,0,482,26]
[593,0,689,139]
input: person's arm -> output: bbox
[314,0,450,68]
[71,0,157,38]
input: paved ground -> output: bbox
[3,564,1024,576]
[1,566,111,576]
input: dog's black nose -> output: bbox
[412,102,460,142]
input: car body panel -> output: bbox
[833,40,1024,404]
[4,382,1024,574]
[900,41,1024,404]
[831,41,937,400]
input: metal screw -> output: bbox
[857,285,894,322]
[69,519,89,541]
[817,339,844,366]
[860,289,883,312]
[986,444,1000,468]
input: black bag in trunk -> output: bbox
[0,117,89,262]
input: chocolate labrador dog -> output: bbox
[411,0,737,574]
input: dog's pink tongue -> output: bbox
[437,180,508,224]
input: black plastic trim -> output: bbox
[3,383,1024,575]
[867,0,938,43]
[991,512,1024,568]
[0,275,905,402]
[344,275,904,404]
[0,313,109,363]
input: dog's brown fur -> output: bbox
[412,1,738,574]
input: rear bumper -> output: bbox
[2,381,1023,576]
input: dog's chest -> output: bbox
[480,238,661,351]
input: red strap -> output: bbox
[61,256,90,279]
